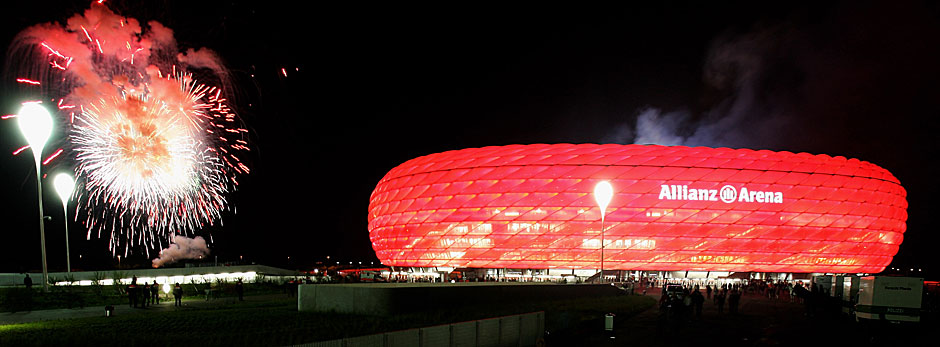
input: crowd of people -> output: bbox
[642,277,892,337]
[645,279,832,327]
[124,276,164,308]
[657,283,745,323]
[125,276,244,308]
[650,279,857,316]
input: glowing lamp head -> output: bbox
[16,102,54,167]
[594,180,613,220]
[54,173,75,207]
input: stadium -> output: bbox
[368,144,907,281]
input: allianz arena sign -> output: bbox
[659,184,783,204]
[368,144,907,273]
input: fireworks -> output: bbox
[8,3,248,256]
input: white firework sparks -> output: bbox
[7,3,249,256]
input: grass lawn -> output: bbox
[0,293,655,346]
[0,282,286,313]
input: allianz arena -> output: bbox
[367,144,907,273]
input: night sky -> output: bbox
[1,1,938,277]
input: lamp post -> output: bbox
[594,181,613,284]
[17,102,54,292]
[54,173,75,273]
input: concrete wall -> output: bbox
[298,282,620,315]
[299,284,394,315]
[294,311,544,347]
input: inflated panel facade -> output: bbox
[368,144,907,273]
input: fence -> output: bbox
[294,311,544,347]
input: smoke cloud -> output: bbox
[620,25,793,149]
[151,235,210,268]
[608,2,940,153]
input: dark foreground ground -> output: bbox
[565,290,931,347]
[1,285,932,346]
[0,287,652,346]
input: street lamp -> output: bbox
[594,181,613,284]
[54,173,75,272]
[17,102,54,292]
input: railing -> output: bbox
[294,311,544,347]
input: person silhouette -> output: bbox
[173,283,183,306]
[151,281,159,304]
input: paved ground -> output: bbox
[0,293,288,325]
[563,289,929,346]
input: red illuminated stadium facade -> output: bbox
[368,144,907,274]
